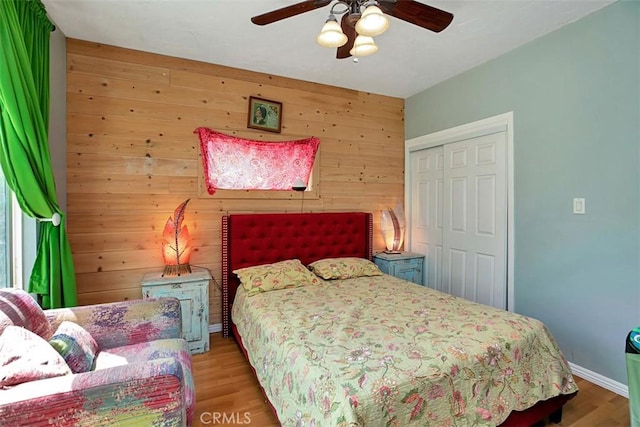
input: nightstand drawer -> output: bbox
[373,252,425,285]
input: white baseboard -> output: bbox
[208,323,222,334]
[569,362,628,398]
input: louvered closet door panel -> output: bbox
[409,146,443,289]
[442,131,507,309]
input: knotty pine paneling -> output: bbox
[66,39,405,324]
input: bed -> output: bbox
[221,212,577,426]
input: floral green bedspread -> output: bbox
[232,275,577,427]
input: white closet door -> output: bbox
[409,146,443,289]
[442,131,507,309]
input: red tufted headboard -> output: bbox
[221,212,373,338]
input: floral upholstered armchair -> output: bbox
[0,288,195,426]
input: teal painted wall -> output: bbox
[406,1,639,385]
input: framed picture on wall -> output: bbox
[247,96,282,133]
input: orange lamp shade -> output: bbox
[161,199,193,276]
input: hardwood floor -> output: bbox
[191,333,630,426]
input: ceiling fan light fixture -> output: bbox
[317,15,348,48]
[349,35,378,57]
[251,0,454,61]
[355,5,389,37]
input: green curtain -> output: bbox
[0,0,77,308]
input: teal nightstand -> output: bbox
[141,267,210,354]
[373,252,425,285]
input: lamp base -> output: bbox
[384,250,402,254]
[162,263,192,277]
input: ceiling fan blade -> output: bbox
[251,0,332,26]
[336,13,357,59]
[379,0,453,33]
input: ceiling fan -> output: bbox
[251,0,454,60]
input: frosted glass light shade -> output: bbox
[349,35,378,57]
[317,18,348,48]
[355,5,389,37]
[380,205,405,253]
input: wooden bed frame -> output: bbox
[221,212,575,426]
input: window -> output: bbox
[0,169,36,289]
[196,128,320,200]
[0,172,8,285]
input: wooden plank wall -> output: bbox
[66,39,405,325]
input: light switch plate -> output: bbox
[573,198,585,214]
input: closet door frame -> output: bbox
[405,112,515,311]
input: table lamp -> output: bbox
[380,204,405,253]
[162,199,193,276]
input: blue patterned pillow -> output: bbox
[49,321,98,373]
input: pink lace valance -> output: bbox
[195,128,320,195]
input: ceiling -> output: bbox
[42,0,615,98]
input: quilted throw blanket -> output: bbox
[232,275,578,427]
